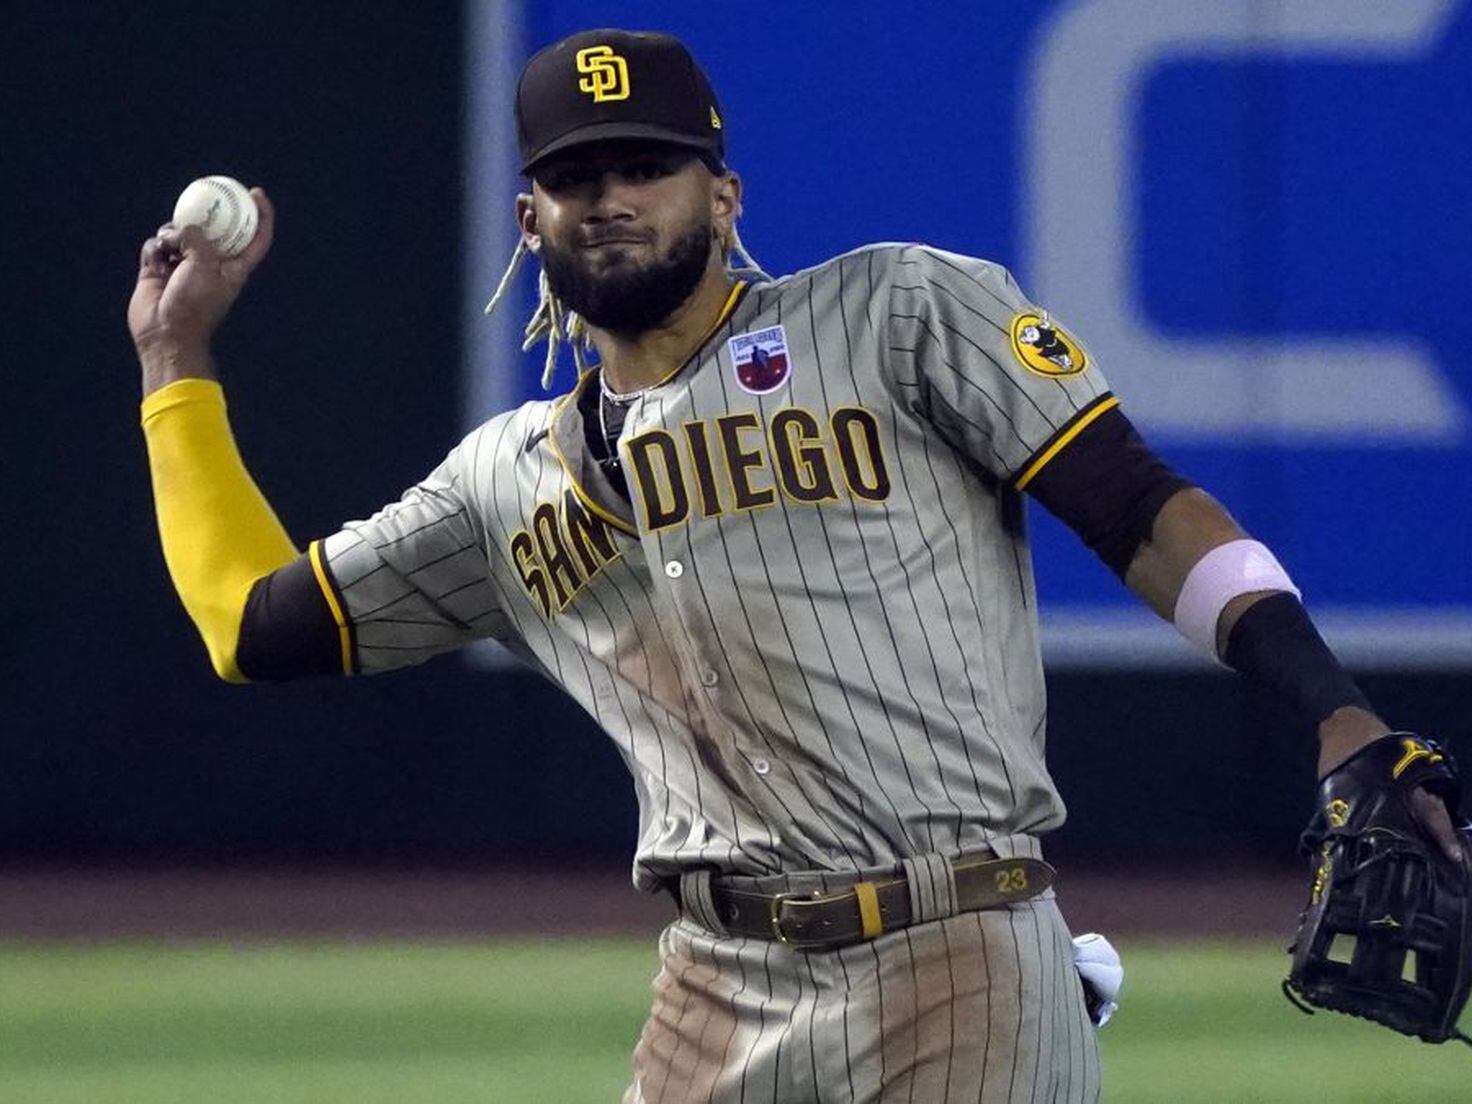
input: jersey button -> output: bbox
[751,757,771,775]
[700,669,719,687]
[664,560,684,579]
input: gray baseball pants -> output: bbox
[622,894,1101,1103]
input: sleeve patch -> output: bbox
[1010,311,1088,378]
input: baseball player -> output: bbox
[128,28,1461,1103]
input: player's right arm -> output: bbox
[129,190,503,683]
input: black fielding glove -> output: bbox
[1284,733,1472,1044]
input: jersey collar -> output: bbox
[544,280,752,537]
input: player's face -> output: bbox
[520,141,736,334]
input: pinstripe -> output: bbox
[977,911,993,1101]
[901,927,921,1103]
[597,565,692,853]
[898,253,1010,315]
[937,920,957,1103]
[639,553,780,869]
[834,948,861,1103]
[645,420,838,863]
[833,263,974,840]
[872,402,990,835]
[1005,910,1025,1102]
[890,282,1001,331]
[322,243,1106,1099]
[907,251,1096,425]
[402,541,478,575]
[524,435,609,721]
[372,504,467,547]
[483,408,569,682]
[688,354,868,864]
[887,354,1013,472]
[1060,922,1079,1104]
[553,566,646,768]
[769,947,799,1101]
[889,313,1038,451]
[869,939,890,1100]
[737,939,775,1104]
[706,399,906,852]
[800,950,825,1100]
[675,937,724,1103]
[1007,507,1031,614]
[650,376,836,853]
[688,947,731,1102]
[652,942,700,1104]
[335,559,390,587]
[736,335,901,849]
[913,434,1024,810]
[739,467,898,845]
[712,935,752,1104]
[900,270,1076,420]
[323,531,365,561]
[741,942,777,1104]
[1047,919,1064,1104]
[614,564,725,859]
[1028,907,1046,1104]
[780,282,936,848]
[675,303,866,858]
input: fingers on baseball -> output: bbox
[235,186,274,269]
[174,223,220,260]
[138,234,182,280]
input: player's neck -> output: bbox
[589,261,736,394]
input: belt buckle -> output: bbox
[769,890,803,947]
[769,890,838,950]
[769,888,863,950]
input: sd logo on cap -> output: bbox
[516,28,726,175]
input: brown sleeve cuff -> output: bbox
[1022,402,1194,578]
[235,552,349,681]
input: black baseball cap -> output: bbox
[516,29,725,175]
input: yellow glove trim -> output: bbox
[141,378,298,682]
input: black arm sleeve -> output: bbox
[235,554,345,681]
[1022,404,1194,577]
[1223,592,1372,724]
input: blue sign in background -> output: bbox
[474,0,1472,663]
[8,0,1470,865]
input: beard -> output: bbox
[540,221,713,335]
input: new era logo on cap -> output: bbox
[516,28,725,174]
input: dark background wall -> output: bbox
[4,2,1467,872]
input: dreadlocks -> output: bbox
[484,224,768,391]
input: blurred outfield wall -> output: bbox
[3,1,1468,868]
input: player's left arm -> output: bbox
[882,243,1460,855]
[1120,483,1385,771]
[1025,397,1464,859]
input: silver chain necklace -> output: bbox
[596,370,641,470]
[598,367,652,405]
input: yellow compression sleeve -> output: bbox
[140,378,299,683]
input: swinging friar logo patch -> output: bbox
[728,325,792,395]
[1010,311,1087,378]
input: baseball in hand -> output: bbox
[172,175,259,257]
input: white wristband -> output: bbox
[1173,539,1301,660]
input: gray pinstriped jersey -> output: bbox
[321,243,1111,891]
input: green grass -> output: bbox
[1099,942,1470,1103]
[0,938,1466,1102]
[0,940,655,1103]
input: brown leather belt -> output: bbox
[691,855,1055,952]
